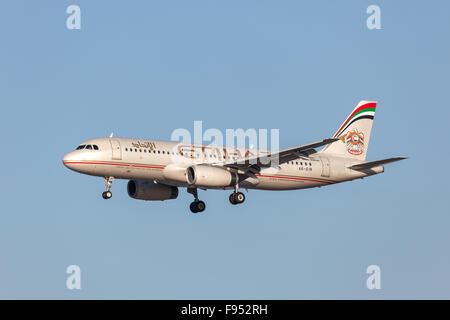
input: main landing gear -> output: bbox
[229,191,245,205]
[188,187,206,214]
[102,176,114,199]
[190,200,206,213]
[187,184,246,213]
[229,183,245,205]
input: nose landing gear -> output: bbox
[102,176,114,199]
[102,191,112,199]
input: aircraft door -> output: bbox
[320,157,330,177]
[110,139,122,160]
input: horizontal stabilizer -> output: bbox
[349,157,407,170]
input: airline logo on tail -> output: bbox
[340,129,364,155]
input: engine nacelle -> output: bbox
[163,164,187,183]
[127,180,178,201]
[186,165,237,188]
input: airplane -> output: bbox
[62,101,406,213]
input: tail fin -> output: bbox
[321,100,377,160]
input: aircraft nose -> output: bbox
[62,152,76,169]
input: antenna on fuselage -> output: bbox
[109,132,114,138]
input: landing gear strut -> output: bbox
[187,187,206,213]
[102,176,114,199]
[229,184,245,205]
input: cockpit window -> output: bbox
[76,144,99,151]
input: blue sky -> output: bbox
[0,0,449,299]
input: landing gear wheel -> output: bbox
[190,200,206,213]
[229,193,237,205]
[196,201,206,212]
[189,202,198,213]
[102,177,114,200]
[187,187,206,213]
[229,192,245,205]
[235,192,245,203]
[102,191,112,199]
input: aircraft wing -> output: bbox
[221,138,338,177]
[348,157,408,170]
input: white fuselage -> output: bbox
[62,137,383,191]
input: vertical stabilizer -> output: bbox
[321,100,376,160]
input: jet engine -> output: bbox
[127,180,178,201]
[186,165,238,188]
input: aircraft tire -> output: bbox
[229,192,245,205]
[196,201,206,212]
[102,191,112,199]
[190,201,205,213]
[235,192,245,204]
[229,193,237,205]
